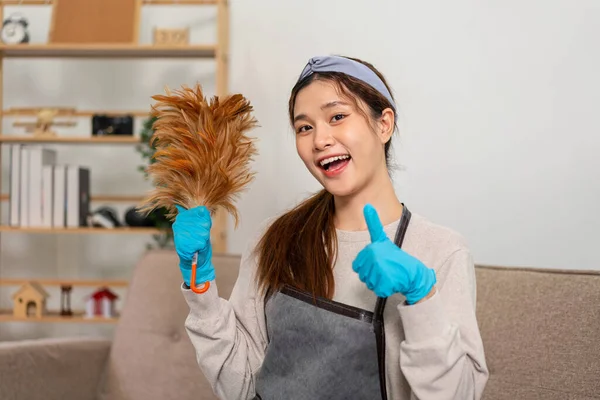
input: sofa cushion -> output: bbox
[0,337,110,400]
[97,249,241,400]
[475,265,600,399]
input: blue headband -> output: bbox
[297,55,397,113]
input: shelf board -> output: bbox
[0,194,144,202]
[2,109,150,118]
[85,195,145,202]
[0,44,216,59]
[0,135,141,144]
[0,279,129,287]
[0,226,164,234]
[1,0,217,4]
[0,310,118,324]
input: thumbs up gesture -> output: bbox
[351,204,437,303]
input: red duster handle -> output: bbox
[190,253,210,294]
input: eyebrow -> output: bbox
[321,100,351,110]
[293,101,351,123]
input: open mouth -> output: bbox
[319,154,351,172]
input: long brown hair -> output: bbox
[255,56,397,300]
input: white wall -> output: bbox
[0,0,598,339]
[230,0,600,271]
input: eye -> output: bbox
[331,114,346,122]
[296,125,312,134]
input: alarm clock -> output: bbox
[1,13,30,45]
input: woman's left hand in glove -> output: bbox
[352,204,437,304]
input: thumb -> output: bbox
[364,204,386,243]
[175,205,186,214]
[194,205,211,221]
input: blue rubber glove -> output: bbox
[352,204,437,304]
[173,205,215,287]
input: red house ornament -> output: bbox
[85,287,118,318]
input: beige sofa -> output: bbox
[0,249,598,400]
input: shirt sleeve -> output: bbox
[180,222,270,400]
[397,248,489,400]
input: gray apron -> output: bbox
[253,206,412,400]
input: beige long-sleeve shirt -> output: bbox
[181,211,489,400]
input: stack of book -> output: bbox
[8,144,90,229]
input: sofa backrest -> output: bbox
[475,265,600,399]
[96,249,600,400]
[96,249,241,400]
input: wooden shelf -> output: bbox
[0,279,129,287]
[0,226,164,234]
[0,194,144,202]
[2,109,150,118]
[0,44,216,59]
[0,0,217,4]
[0,135,141,144]
[0,310,118,324]
[86,195,145,202]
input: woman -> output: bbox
[174,55,489,400]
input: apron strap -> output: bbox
[373,205,412,400]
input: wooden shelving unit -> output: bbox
[0,278,129,287]
[0,135,141,144]
[0,226,162,234]
[2,109,150,117]
[0,0,229,248]
[0,44,216,58]
[0,0,229,326]
[0,194,144,202]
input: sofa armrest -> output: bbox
[0,337,111,400]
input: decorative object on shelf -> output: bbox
[33,109,60,137]
[124,206,167,227]
[153,27,189,46]
[91,114,134,136]
[13,107,77,137]
[87,206,122,228]
[137,83,259,293]
[1,13,30,44]
[136,115,158,178]
[84,287,118,319]
[49,0,141,44]
[125,205,172,248]
[60,285,73,316]
[12,281,49,319]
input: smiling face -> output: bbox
[293,79,394,199]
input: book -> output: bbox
[9,144,22,227]
[28,147,58,227]
[53,165,66,228]
[19,147,30,227]
[42,165,54,228]
[66,166,90,228]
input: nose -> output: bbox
[313,125,335,151]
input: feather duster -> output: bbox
[137,83,259,227]
[136,83,258,293]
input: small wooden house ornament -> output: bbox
[12,281,50,319]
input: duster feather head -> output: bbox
[137,83,259,227]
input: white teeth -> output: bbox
[320,155,350,166]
